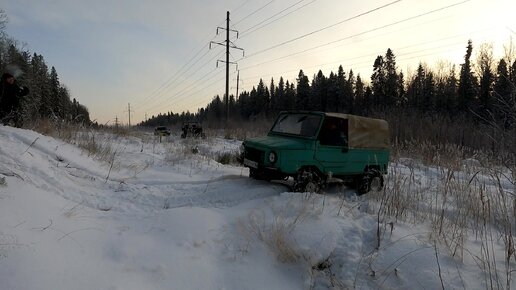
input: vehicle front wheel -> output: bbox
[249,168,287,181]
[293,168,323,193]
[249,168,270,181]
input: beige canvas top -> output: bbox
[325,113,390,149]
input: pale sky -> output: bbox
[2,0,515,124]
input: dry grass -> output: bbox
[26,119,120,165]
[365,141,516,289]
[237,194,321,264]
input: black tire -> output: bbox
[356,169,384,195]
[293,168,323,193]
[249,168,270,181]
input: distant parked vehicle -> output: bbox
[154,126,171,136]
[181,122,206,138]
[241,111,390,194]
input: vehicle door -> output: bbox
[314,117,349,174]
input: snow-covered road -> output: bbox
[0,126,513,290]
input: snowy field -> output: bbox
[0,125,514,290]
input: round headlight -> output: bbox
[268,151,277,163]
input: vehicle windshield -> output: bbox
[270,113,322,137]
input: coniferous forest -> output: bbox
[0,11,91,126]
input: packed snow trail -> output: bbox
[0,126,287,213]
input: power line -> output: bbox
[133,2,263,111]
[143,50,246,114]
[133,45,212,108]
[165,72,228,113]
[137,48,219,111]
[240,41,468,83]
[141,60,222,114]
[231,0,254,14]
[239,0,309,36]
[244,0,402,59]
[233,0,275,26]
[240,0,472,71]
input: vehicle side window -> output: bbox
[318,117,348,146]
[300,116,320,137]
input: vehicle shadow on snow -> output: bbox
[162,176,289,209]
[160,176,358,210]
[270,178,359,199]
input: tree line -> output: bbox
[144,41,516,126]
[0,10,91,126]
[142,39,516,156]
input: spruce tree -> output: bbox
[354,74,365,114]
[284,81,296,111]
[30,53,51,119]
[423,71,436,112]
[397,70,405,107]
[49,66,61,118]
[326,72,338,112]
[371,55,387,107]
[477,44,495,115]
[445,65,458,114]
[384,48,400,106]
[408,63,426,110]
[335,65,346,112]
[276,77,285,112]
[310,70,326,111]
[269,78,276,114]
[493,59,514,127]
[457,40,478,112]
[256,79,269,115]
[296,70,310,110]
[344,69,355,113]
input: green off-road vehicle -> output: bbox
[241,111,390,194]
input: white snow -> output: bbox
[0,125,514,290]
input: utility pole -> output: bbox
[225,11,230,124]
[210,11,244,127]
[127,103,131,127]
[236,70,240,100]
[232,70,243,102]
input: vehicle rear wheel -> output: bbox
[356,169,384,195]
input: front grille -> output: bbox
[245,147,264,164]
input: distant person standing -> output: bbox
[0,72,29,127]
